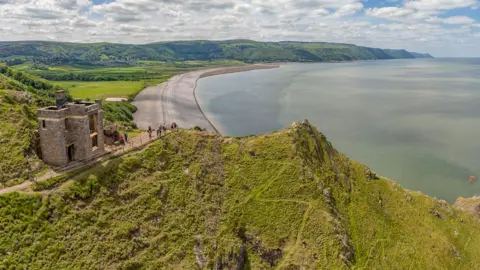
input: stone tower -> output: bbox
[37,90,105,167]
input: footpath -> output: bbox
[0,131,166,195]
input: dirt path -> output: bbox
[132,65,278,133]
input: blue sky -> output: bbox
[0,0,479,57]
[91,0,113,5]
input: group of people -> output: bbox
[148,122,178,139]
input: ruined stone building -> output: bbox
[37,90,106,167]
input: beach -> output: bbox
[132,64,278,134]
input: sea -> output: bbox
[195,58,480,203]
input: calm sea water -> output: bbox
[196,59,480,202]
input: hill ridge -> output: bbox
[0,40,433,65]
[0,121,479,269]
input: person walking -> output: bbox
[157,126,162,137]
[124,132,128,143]
[148,126,152,139]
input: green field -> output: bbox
[57,81,147,100]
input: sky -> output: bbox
[0,0,479,57]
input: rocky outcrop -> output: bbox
[454,196,480,221]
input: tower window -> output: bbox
[89,114,98,134]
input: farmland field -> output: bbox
[57,81,147,100]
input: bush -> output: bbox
[70,174,100,200]
[103,101,138,129]
[33,174,70,191]
[2,94,16,104]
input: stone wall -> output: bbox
[67,116,90,161]
[94,109,105,154]
[37,108,68,119]
[38,117,68,167]
[66,103,99,116]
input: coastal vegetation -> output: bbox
[0,122,478,269]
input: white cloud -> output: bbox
[333,3,364,17]
[443,16,476,24]
[69,17,98,28]
[117,24,160,33]
[365,7,414,19]
[366,4,478,27]
[405,0,478,10]
[0,0,478,56]
[91,0,160,22]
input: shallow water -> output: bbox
[196,59,480,202]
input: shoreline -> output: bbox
[193,64,280,135]
[132,64,279,134]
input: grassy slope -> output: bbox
[1,123,478,269]
[102,101,138,129]
[0,66,57,187]
[0,90,43,187]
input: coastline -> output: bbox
[194,64,280,135]
[132,64,279,134]
[198,64,280,79]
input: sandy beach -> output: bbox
[132,64,278,134]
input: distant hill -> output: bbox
[410,52,434,58]
[0,40,433,65]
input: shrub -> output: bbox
[2,94,16,104]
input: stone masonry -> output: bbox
[37,90,105,167]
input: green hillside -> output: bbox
[0,40,433,66]
[0,65,57,187]
[1,122,478,269]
